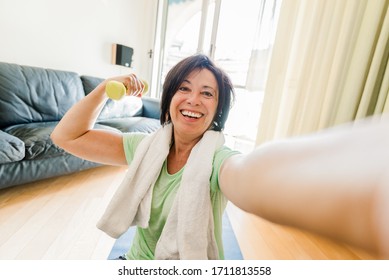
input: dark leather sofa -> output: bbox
[0,61,161,190]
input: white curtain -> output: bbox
[256,0,389,145]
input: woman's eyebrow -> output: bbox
[181,79,216,92]
[203,85,216,92]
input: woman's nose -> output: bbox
[187,92,201,105]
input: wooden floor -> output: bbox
[0,165,378,260]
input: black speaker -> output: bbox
[112,44,133,67]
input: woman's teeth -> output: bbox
[181,110,203,119]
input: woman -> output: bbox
[52,54,238,259]
[52,54,389,259]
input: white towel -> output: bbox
[96,123,225,259]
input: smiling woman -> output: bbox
[51,54,239,260]
[159,54,234,132]
[51,54,389,260]
[168,70,218,138]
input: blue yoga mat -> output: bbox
[107,213,243,260]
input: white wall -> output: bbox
[0,0,157,80]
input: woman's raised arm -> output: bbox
[51,75,144,166]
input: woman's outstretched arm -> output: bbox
[219,115,389,258]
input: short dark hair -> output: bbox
[160,54,235,131]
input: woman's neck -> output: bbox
[167,132,201,174]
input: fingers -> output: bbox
[106,74,145,98]
[125,74,145,97]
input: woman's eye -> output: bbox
[202,91,214,98]
[179,86,190,92]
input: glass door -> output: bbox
[213,0,281,152]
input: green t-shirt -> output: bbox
[122,133,239,260]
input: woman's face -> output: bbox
[169,68,219,140]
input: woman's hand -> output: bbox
[106,74,146,97]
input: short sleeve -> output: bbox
[122,133,147,164]
[210,146,240,192]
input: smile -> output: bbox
[180,110,204,119]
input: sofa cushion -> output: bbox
[81,75,104,95]
[4,122,121,160]
[141,97,161,120]
[97,117,161,133]
[99,97,143,120]
[0,62,85,128]
[0,130,25,164]
[0,153,101,190]
[81,75,143,120]
[4,122,66,160]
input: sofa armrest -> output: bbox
[0,130,25,164]
[141,96,161,120]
